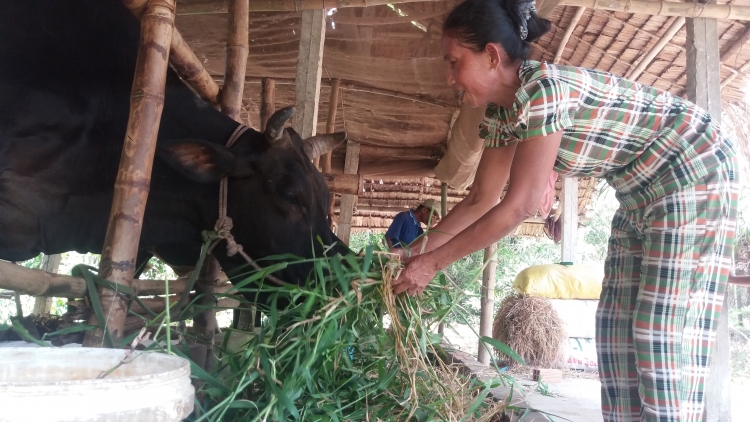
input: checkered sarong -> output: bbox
[596,155,739,421]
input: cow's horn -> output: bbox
[264,106,295,143]
[303,132,348,159]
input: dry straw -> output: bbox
[492,295,567,369]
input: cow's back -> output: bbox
[0,0,146,259]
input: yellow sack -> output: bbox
[513,263,604,300]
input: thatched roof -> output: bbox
[174,0,750,233]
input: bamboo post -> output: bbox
[83,0,176,347]
[553,7,585,63]
[627,17,686,80]
[219,0,249,122]
[293,9,327,169]
[260,78,276,131]
[322,79,341,173]
[477,242,497,365]
[438,182,447,335]
[336,141,361,245]
[561,177,578,262]
[193,256,221,371]
[685,11,731,419]
[32,254,61,314]
[122,0,221,107]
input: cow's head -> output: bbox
[157,106,349,284]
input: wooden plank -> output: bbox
[560,177,578,262]
[477,242,497,365]
[321,172,362,195]
[219,0,249,122]
[32,254,61,314]
[84,0,175,347]
[337,141,361,245]
[260,77,275,131]
[685,13,731,421]
[293,9,326,168]
[322,79,341,173]
[176,0,750,21]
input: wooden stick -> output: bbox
[553,7,585,64]
[260,78,276,132]
[627,17,685,80]
[176,0,441,14]
[321,172,362,195]
[122,0,221,108]
[84,0,176,347]
[322,79,341,174]
[562,0,750,21]
[219,0,249,122]
[192,256,221,371]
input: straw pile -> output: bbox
[491,295,567,369]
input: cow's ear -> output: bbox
[157,139,236,183]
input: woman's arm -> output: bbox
[408,146,516,255]
[393,131,563,295]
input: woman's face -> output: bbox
[441,34,498,108]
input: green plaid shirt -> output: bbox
[480,60,736,210]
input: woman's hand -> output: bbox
[392,253,439,296]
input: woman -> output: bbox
[391,0,739,421]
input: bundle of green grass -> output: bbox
[165,247,511,422]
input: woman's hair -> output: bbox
[443,0,551,60]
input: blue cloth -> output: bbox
[385,209,423,248]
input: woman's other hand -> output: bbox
[392,253,439,296]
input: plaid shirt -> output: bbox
[479,61,736,210]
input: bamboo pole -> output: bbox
[553,7,585,64]
[176,0,440,14]
[321,173,363,196]
[122,0,221,107]
[32,254,61,314]
[323,79,342,174]
[437,181,447,335]
[260,78,276,131]
[562,0,750,21]
[627,17,686,80]
[84,0,176,347]
[219,0,249,122]
[477,242,497,365]
[193,256,221,371]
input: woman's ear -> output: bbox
[485,42,509,69]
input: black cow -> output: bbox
[0,0,347,287]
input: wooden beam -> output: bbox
[342,144,445,160]
[560,177,578,262]
[337,141,361,245]
[477,242,497,365]
[177,0,442,14]
[219,0,249,122]
[293,9,327,169]
[627,17,686,80]
[321,172,362,195]
[177,0,750,21]
[84,0,175,347]
[260,78,275,131]
[32,254,60,314]
[323,79,341,173]
[213,75,453,109]
[123,0,220,107]
[685,11,731,420]
[561,0,750,21]
[553,7,585,64]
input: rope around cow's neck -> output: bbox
[211,124,286,286]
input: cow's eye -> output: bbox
[282,192,299,205]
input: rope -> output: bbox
[214,124,287,286]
